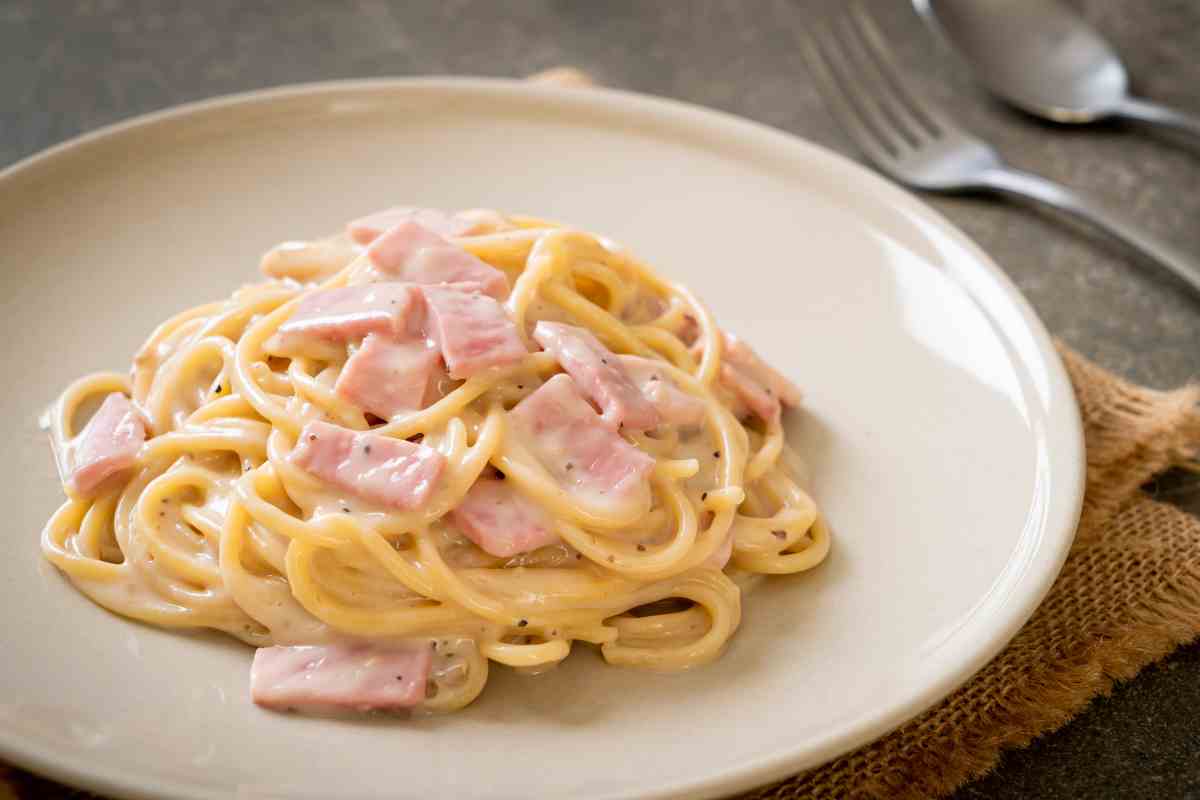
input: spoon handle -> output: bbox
[975,167,1200,296]
[1112,96,1200,141]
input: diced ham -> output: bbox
[509,375,655,516]
[347,206,480,245]
[67,393,146,496]
[617,355,707,428]
[708,333,802,423]
[250,643,432,713]
[420,285,527,379]
[365,221,509,300]
[721,362,780,422]
[291,421,445,510]
[532,322,660,432]
[335,334,441,419]
[723,333,802,408]
[451,478,559,558]
[271,284,420,355]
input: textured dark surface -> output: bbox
[4,1,1200,798]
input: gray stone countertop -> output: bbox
[4,1,1199,797]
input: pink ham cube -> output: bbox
[365,221,508,300]
[718,332,802,422]
[347,206,480,245]
[618,355,707,428]
[67,393,146,496]
[272,283,420,355]
[451,478,560,558]
[335,334,441,419]
[509,375,655,516]
[420,285,528,379]
[291,421,445,511]
[532,321,660,432]
[250,643,433,713]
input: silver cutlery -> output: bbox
[915,0,1200,140]
[802,5,1200,295]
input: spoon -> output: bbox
[915,0,1200,139]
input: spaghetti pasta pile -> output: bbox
[41,208,829,714]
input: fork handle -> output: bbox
[1112,96,1200,141]
[975,167,1200,296]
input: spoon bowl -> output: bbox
[916,0,1200,138]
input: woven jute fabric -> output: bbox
[6,71,1200,799]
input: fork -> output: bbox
[803,5,1200,296]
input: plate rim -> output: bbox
[0,76,1085,800]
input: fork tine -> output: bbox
[830,12,925,148]
[843,2,952,138]
[811,12,940,159]
[801,26,904,167]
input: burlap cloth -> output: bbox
[5,70,1200,800]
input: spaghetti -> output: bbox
[41,208,830,714]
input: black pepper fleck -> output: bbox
[342,507,351,513]
[575,553,583,560]
[637,544,646,552]
[364,444,372,454]
[772,530,787,540]
[713,451,720,458]
[309,434,317,441]
[396,675,404,681]
[701,492,708,501]
[517,619,528,627]
[565,462,574,471]
[516,384,524,390]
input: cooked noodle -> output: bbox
[41,209,830,714]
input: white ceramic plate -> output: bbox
[0,79,1084,800]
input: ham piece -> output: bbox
[508,374,655,518]
[617,355,706,428]
[335,334,441,419]
[532,321,660,432]
[451,478,559,558]
[364,221,508,300]
[271,283,420,356]
[67,393,146,496]
[291,421,445,511]
[347,206,479,245]
[419,285,527,379]
[250,643,433,713]
[718,332,802,422]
